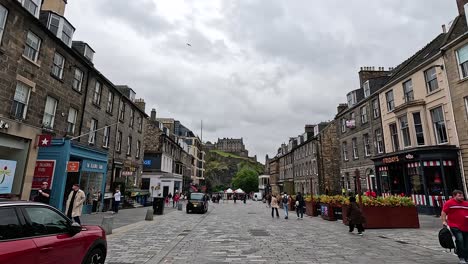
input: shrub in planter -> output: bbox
[342,196,419,229]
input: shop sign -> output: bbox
[67,161,80,172]
[383,156,399,164]
[122,171,133,176]
[143,160,152,166]
[405,154,414,160]
[31,160,54,190]
[37,134,52,147]
[82,159,106,173]
[0,159,17,194]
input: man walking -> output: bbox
[113,188,121,214]
[66,184,85,224]
[442,190,468,263]
[271,195,280,218]
[295,192,305,219]
[282,193,289,219]
[34,182,51,204]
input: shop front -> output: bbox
[373,146,462,214]
[37,139,108,214]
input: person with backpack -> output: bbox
[282,193,289,219]
[347,196,365,236]
[295,192,305,219]
[442,190,468,263]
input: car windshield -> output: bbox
[190,193,204,200]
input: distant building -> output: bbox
[208,138,249,157]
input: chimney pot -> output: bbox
[151,108,157,121]
[442,24,447,33]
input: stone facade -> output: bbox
[442,9,468,192]
[317,120,341,195]
[209,138,249,157]
[336,68,389,194]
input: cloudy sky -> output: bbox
[67,0,457,163]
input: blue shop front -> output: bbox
[37,139,108,214]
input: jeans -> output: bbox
[283,203,288,218]
[296,206,303,218]
[349,223,364,233]
[271,207,279,217]
[451,228,468,259]
[113,201,120,213]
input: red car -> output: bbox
[0,200,106,264]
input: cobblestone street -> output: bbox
[105,201,456,264]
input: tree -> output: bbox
[231,166,259,193]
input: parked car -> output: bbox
[186,193,208,214]
[0,200,107,264]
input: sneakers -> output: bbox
[357,232,363,236]
[459,258,467,264]
[285,216,288,219]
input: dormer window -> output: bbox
[18,0,41,18]
[347,91,357,107]
[363,81,370,98]
[84,45,94,61]
[41,12,75,47]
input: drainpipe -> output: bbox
[440,59,468,196]
[77,70,91,140]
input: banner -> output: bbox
[32,160,55,189]
[0,159,17,194]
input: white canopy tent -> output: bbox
[235,188,245,193]
[225,188,233,193]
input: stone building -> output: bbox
[142,109,193,197]
[292,127,319,196]
[316,120,341,195]
[268,157,280,195]
[373,24,462,213]
[443,0,468,195]
[336,68,390,195]
[0,0,147,213]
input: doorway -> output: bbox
[163,186,169,198]
[63,172,80,210]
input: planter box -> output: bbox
[342,205,420,229]
[305,201,313,216]
[320,203,336,221]
[333,206,343,220]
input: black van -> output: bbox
[186,193,208,214]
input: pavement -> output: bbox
[104,201,458,264]
[81,205,176,229]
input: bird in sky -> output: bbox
[186,43,192,47]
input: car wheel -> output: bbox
[83,247,105,264]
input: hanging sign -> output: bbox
[32,160,55,189]
[67,161,80,172]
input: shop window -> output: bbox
[380,170,390,193]
[80,172,104,207]
[424,164,444,196]
[408,163,424,195]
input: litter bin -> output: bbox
[177,203,183,211]
[153,197,165,215]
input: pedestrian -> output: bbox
[92,191,100,214]
[295,192,305,219]
[282,193,289,219]
[173,193,180,208]
[34,181,51,204]
[168,192,173,207]
[442,190,468,263]
[267,193,272,208]
[243,194,247,204]
[165,195,170,207]
[347,196,365,236]
[65,184,85,224]
[113,188,121,214]
[271,195,280,218]
[234,195,237,203]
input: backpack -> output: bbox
[282,196,288,204]
[438,226,455,249]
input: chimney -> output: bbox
[134,98,146,112]
[150,108,157,121]
[442,24,447,33]
[358,66,391,86]
[337,103,348,114]
[458,0,468,15]
[41,0,68,16]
